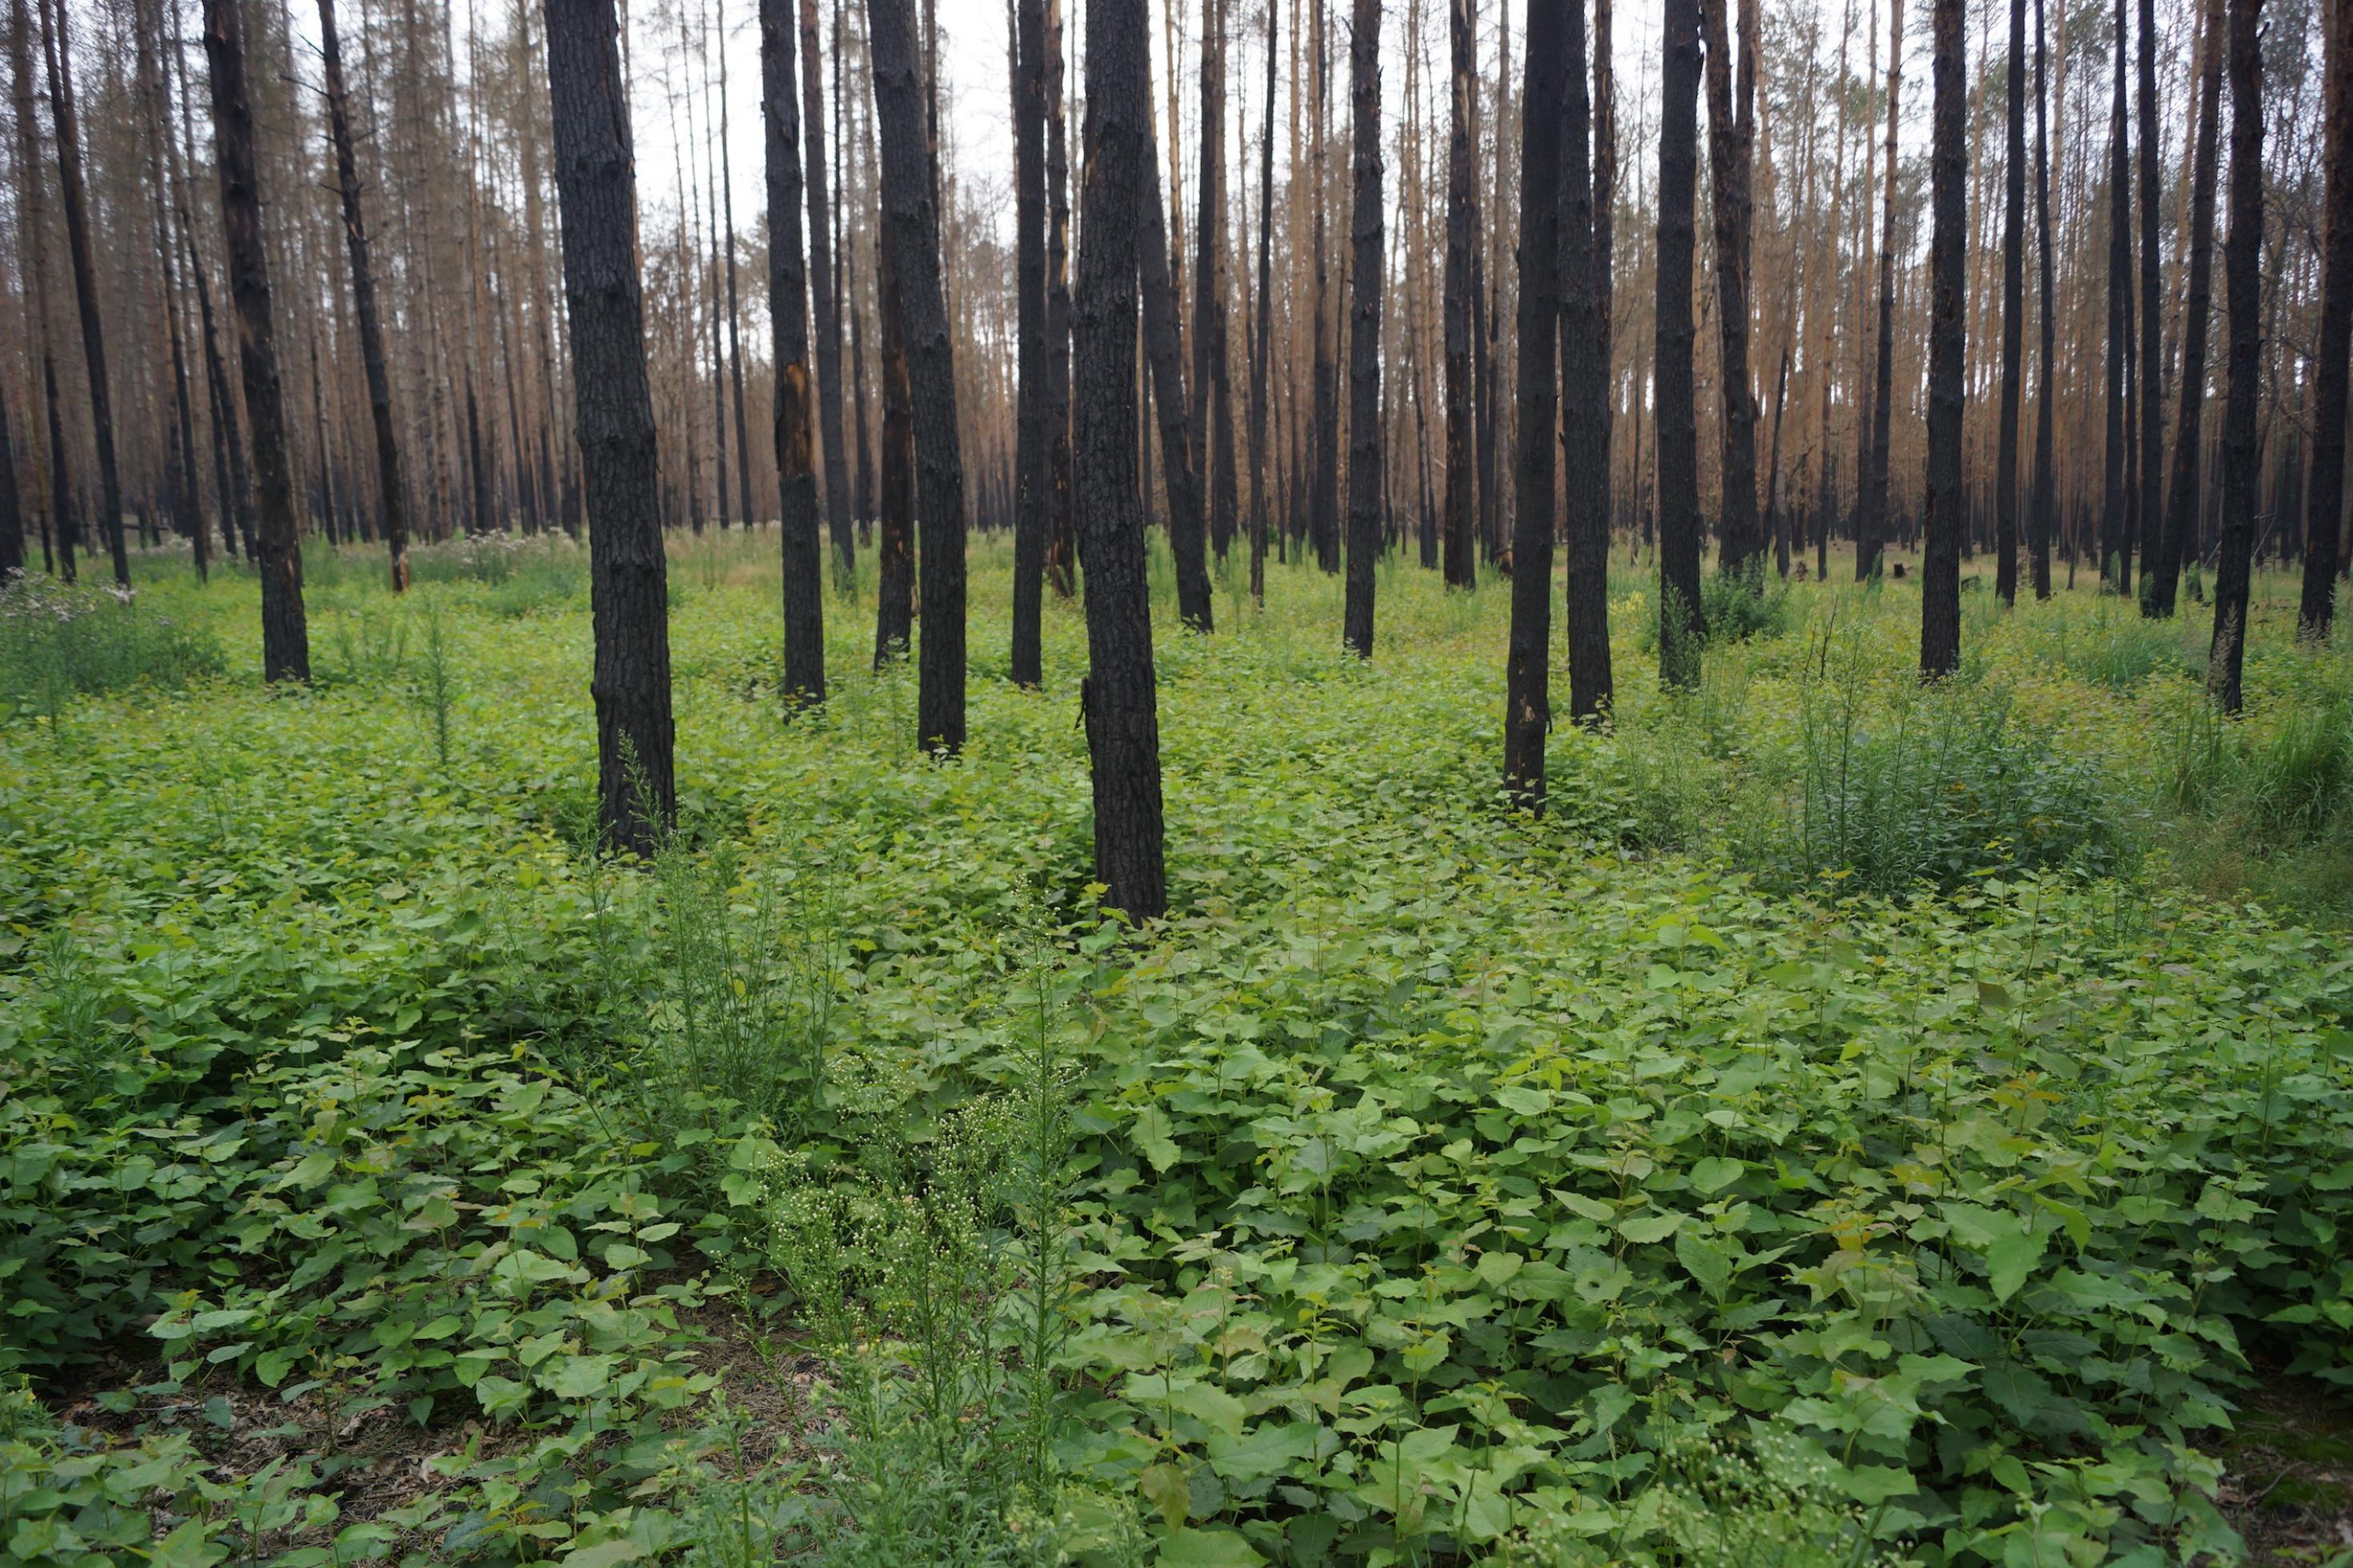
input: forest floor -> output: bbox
[3,530,2351,1567]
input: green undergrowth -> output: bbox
[2,535,2350,1566]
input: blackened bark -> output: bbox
[1561,0,1612,722]
[1442,0,1476,590]
[1309,0,1339,575]
[801,0,853,579]
[1341,0,1383,657]
[2208,0,2261,712]
[868,0,967,753]
[874,239,915,664]
[1011,0,1046,686]
[544,0,677,848]
[1858,0,1904,583]
[1138,127,1214,632]
[0,382,19,577]
[2030,0,2054,598]
[2156,0,2223,620]
[40,0,127,586]
[2100,0,2131,590]
[1920,0,1966,677]
[2297,0,2351,638]
[1594,0,1616,566]
[1043,0,1075,597]
[2134,0,2162,607]
[765,0,825,704]
[1503,0,1564,800]
[320,0,409,589]
[1246,0,1274,603]
[1657,0,1705,670]
[1996,0,2025,606]
[202,0,307,681]
[1072,0,1166,919]
[1700,0,1759,582]
[1197,0,1235,562]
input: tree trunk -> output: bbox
[867,0,967,753]
[1138,125,1215,632]
[1701,0,1760,583]
[1996,0,2025,605]
[2208,0,2262,712]
[1309,0,1339,575]
[39,0,128,585]
[203,0,309,681]
[1247,0,1275,603]
[1503,0,1564,800]
[2100,0,2132,591]
[1561,0,1612,722]
[1921,0,1967,676]
[765,0,825,704]
[1043,0,1075,597]
[800,0,854,579]
[1197,0,1235,563]
[1010,0,1046,687]
[2030,0,2055,598]
[1656,0,1705,671]
[139,0,204,582]
[1071,0,1166,919]
[1858,0,1904,583]
[874,236,915,664]
[2297,0,2351,638]
[2155,0,2223,620]
[545,0,677,848]
[0,380,19,579]
[2134,0,2163,606]
[1341,0,1383,656]
[1441,0,1476,590]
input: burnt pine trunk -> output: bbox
[1246,0,1275,603]
[2030,0,2055,597]
[1341,0,1383,657]
[202,0,308,681]
[1197,0,1236,561]
[1502,0,1565,800]
[873,237,916,664]
[1010,0,1046,687]
[867,0,967,752]
[1920,0,1966,676]
[2100,0,2131,590]
[1071,0,1166,919]
[1138,126,1215,632]
[1594,0,1616,565]
[801,0,854,579]
[0,382,20,576]
[1043,0,1076,597]
[544,0,677,849]
[40,0,128,586]
[2155,0,2223,620]
[2208,0,2261,712]
[1561,0,1612,722]
[1700,0,1760,583]
[1996,0,2025,606]
[2296,0,2351,638]
[1656,0,1705,672]
[1310,0,1340,575]
[320,0,408,591]
[1858,0,1905,583]
[765,0,825,704]
[1441,0,1476,590]
[2134,0,2162,607]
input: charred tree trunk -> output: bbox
[2100,0,2132,591]
[1246,0,1275,603]
[545,0,677,848]
[765,0,825,704]
[1197,0,1236,562]
[1858,0,1905,583]
[801,0,854,579]
[1010,0,1046,687]
[1043,0,1075,597]
[874,239,915,664]
[39,0,128,585]
[1503,0,1564,800]
[1996,0,2025,606]
[2155,0,2223,619]
[2133,0,2162,606]
[203,0,308,680]
[1657,0,1705,671]
[2030,0,2055,598]
[867,0,967,752]
[1138,125,1214,632]
[1920,0,1966,676]
[1561,0,1612,722]
[2208,0,2261,711]
[1071,0,1166,919]
[1341,0,1383,656]
[1441,0,1476,590]
[2297,0,2351,638]
[1701,0,1760,582]
[0,383,19,577]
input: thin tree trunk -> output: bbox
[1657,0,1705,671]
[1921,0,1967,676]
[1247,0,1275,603]
[0,367,18,578]
[1010,0,1046,685]
[765,0,825,703]
[1701,0,1759,582]
[1441,0,1475,590]
[1562,0,1612,722]
[2134,0,2162,604]
[140,0,205,582]
[1139,124,1215,632]
[2208,0,2262,711]
[1043,0,1074,596]
[1996,0,2025,604]
[1341,0,1383,656]
[2297,0,2351,638]
[545,0,677,848]
[2155,0,2223,619]
[1503,0,1564,799]
[867,0,967,753]
[2030,0,2054,597]
[1858,0,1905,583]
[1071,0,1166,918]
[39,0,127,585]
[798,0,853,578]
[2101,0,2131,589]
[874,236,915,664]
[203,0,308,680]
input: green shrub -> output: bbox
[0,575,222,719]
